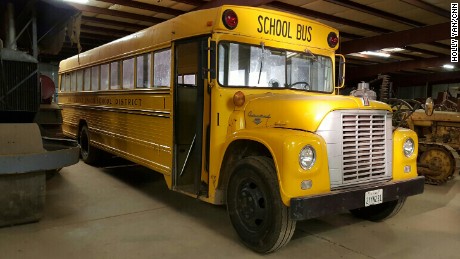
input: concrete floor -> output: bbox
[0,160,459,259]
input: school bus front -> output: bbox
[204,6,425,253]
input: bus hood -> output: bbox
[242,93,391,132]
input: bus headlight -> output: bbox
[299,145,316,170]
[403,138,415,157]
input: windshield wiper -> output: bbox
[258,42,265,84]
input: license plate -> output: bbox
[364,189,383,207]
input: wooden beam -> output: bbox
[82,16,148,31]
[428,41,450,50]
[67,3,165,24]
[172,0,204,6]
[267,1,392,33]
[80,32,118,42]
[404,46,448,57]
[347,56,451,80]
[80,25,131,37]
[340,32,363,40]
[95,0,185,16]
[339,22,449,54]
[195,0,274,10]
[324,0,425,27]
[393,71,460,87]
[400,0,450,18]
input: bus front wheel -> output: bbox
[227,156,296,253]
[79,125,102,165]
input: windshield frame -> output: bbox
[217,41,334,94]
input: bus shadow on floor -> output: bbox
[98,161,235,242]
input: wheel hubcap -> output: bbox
[236,180,267,231]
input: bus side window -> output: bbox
[123,58,135,89]
[71,71,77,92]
[64,73,71,92]
[183,74,196,86]
[91,66,99,91]
[101,64,109,91]
[84,68,91,91]
[154,49,171,88]
[137,53,151,88]
[110,61,120,90]
[77,70,83,92]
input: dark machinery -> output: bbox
[0,0,79,226]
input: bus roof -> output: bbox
[59,5,339,73]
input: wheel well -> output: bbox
[218,140,273,196]
[77,120,87,140]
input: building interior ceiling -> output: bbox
[11,0,456,89]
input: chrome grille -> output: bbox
[342,114,386,183]
[316,110,392,189]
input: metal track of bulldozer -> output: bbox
[417,142,460,185]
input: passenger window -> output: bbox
[84,68,91,91]
[59,75,63,92]
[76,70,83,92]
[123,58,135,89]
[71,72,77,92]
[64,73,70,92]
[91,66,99,90]
[178,74,196,87]
[137,53,151,88]
[101,64,109,91]
[183,74,196,86]
[110,61,120,89]
[154,49,171,87]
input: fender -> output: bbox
[393,128,418,180]
[218,127,331,206]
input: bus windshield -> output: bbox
[218,42,333,92]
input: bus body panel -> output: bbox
[60,90,173,176]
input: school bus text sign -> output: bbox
[256,15,312,42]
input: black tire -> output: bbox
[350,197,406,222]
[227,156,296,253]
[79,125,103,165]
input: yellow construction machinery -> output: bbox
[390,98,460,185]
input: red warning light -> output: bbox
[222,9,238,30]
[327,32,339,48]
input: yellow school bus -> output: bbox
[59,5,424,253]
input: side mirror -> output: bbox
[335,54,345,88]
[425,97,434,116]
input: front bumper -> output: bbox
[290,176,425,221]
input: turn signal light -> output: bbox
[233,91,245,107]
[327,32,339,48]
[222,9,238,30]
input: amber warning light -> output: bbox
[223,9,238,30]
[233,91,245,107]
[327,32,339,48]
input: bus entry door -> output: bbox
[173,39,207,196]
